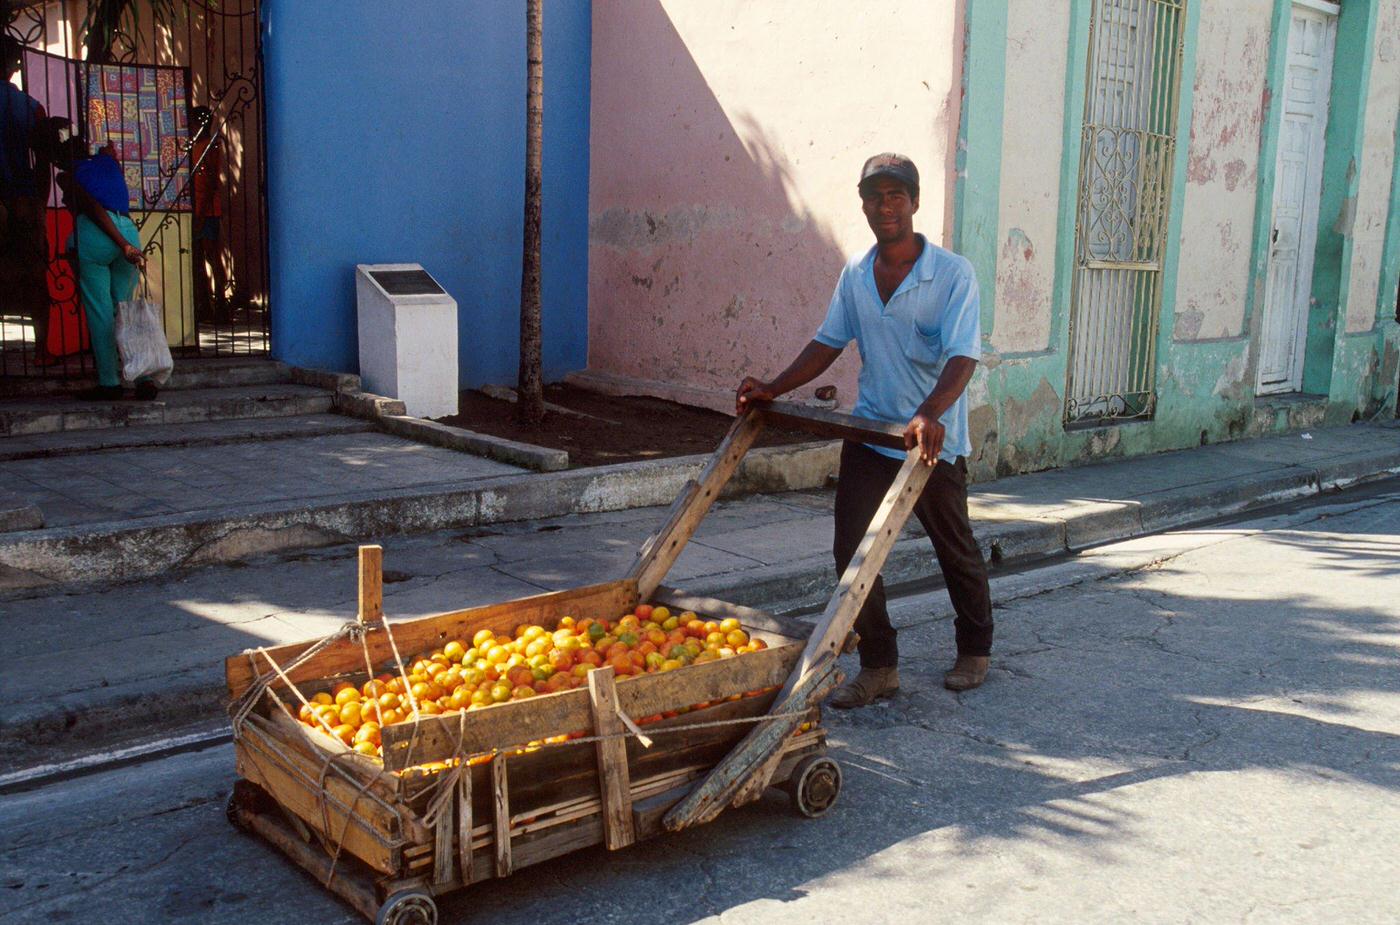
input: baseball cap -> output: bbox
[858,153,919,197]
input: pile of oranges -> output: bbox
[294,605,769,763]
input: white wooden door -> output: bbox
[1256,4,1335,394]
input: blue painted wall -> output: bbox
[262,0,591,386]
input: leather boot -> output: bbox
[943,655,989,691]
[829,666,899,709]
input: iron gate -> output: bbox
[1,0,268,380]
[1065,0,1186,424]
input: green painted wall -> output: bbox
[957,0,1398,482]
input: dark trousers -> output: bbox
[833,440,993,668]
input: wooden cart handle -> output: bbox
[753,400,908,450]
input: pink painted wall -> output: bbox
[587,0,963,409]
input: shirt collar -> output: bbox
[859,233,937,282]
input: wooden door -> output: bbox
[1256,3,1336,395]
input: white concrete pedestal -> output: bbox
[355,263,459,419]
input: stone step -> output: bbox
[0,413,375,462]
[0,357,296,398]
[0,384,337,437]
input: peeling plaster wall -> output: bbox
[1344,0,1400,333]
[1174,0,1272,342]
[587,0,962,403]
[992,0,1070,354]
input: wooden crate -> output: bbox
[225,402,927,924]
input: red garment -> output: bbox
[192,139,223,218]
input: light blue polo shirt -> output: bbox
[813,235,981,464]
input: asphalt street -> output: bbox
[2,483,1398,924]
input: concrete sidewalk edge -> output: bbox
[0,440,842,594]
[4,436,1396,767]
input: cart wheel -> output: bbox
[376,890,437,925]
[789,755,841,818]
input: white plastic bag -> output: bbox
[115,291,174,386]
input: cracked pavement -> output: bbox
[2,483,1397,923]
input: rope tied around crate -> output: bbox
[415,704,820,825]
[229,617,414,892]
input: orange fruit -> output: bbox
[726,630,749,647]
[353,741,379,757]
[312,692,334,706]
[331,724,356,745]
[719,618,741,634]
[443,640,467,662]
[361,679,386,699]
[338,701,363,726]
[512,685,536,699]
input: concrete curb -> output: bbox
[289,366,361,393]
[376,414,570,472]
[684,448,1400,615]
[0,440,842,594]
[0,414,375,462]
[332,389,407,419]
[0,491,43,533]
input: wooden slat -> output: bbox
[234,733,404,875]
[627,410,764,600]
[587,666,636,850]
[358,545,383,623]
[492,757,511,878]
[381,640,800,771]
[651,586,811,642]
[432,804,453,887]
[226,580,638,700]
[632,736,824,838]
[758,399,908,449]
[456,770,473,885]
[662,659,841,831]
[664,450,929,830]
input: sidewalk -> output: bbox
[2,419,1397,773]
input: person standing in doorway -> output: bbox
[189,105,228,324]
[55,138,150,400]
[736,153,994,707]
[0,37,56,366]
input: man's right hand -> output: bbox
[735,376,776,414]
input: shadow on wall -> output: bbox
[587,0,865,404]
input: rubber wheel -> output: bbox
[789,755,841,818]
[376,890,438,925]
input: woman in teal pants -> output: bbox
[59,142,149,400]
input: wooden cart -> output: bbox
[224,401,931,925]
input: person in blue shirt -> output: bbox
[54,137,150,400]
[736,153,994,706]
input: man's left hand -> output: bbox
[903,411,944,466]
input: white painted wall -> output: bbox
[992,0,1071,355]
[1175,0,1274,342]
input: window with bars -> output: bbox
[1065,0,1186,424]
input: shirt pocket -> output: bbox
[892,310,943,371]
